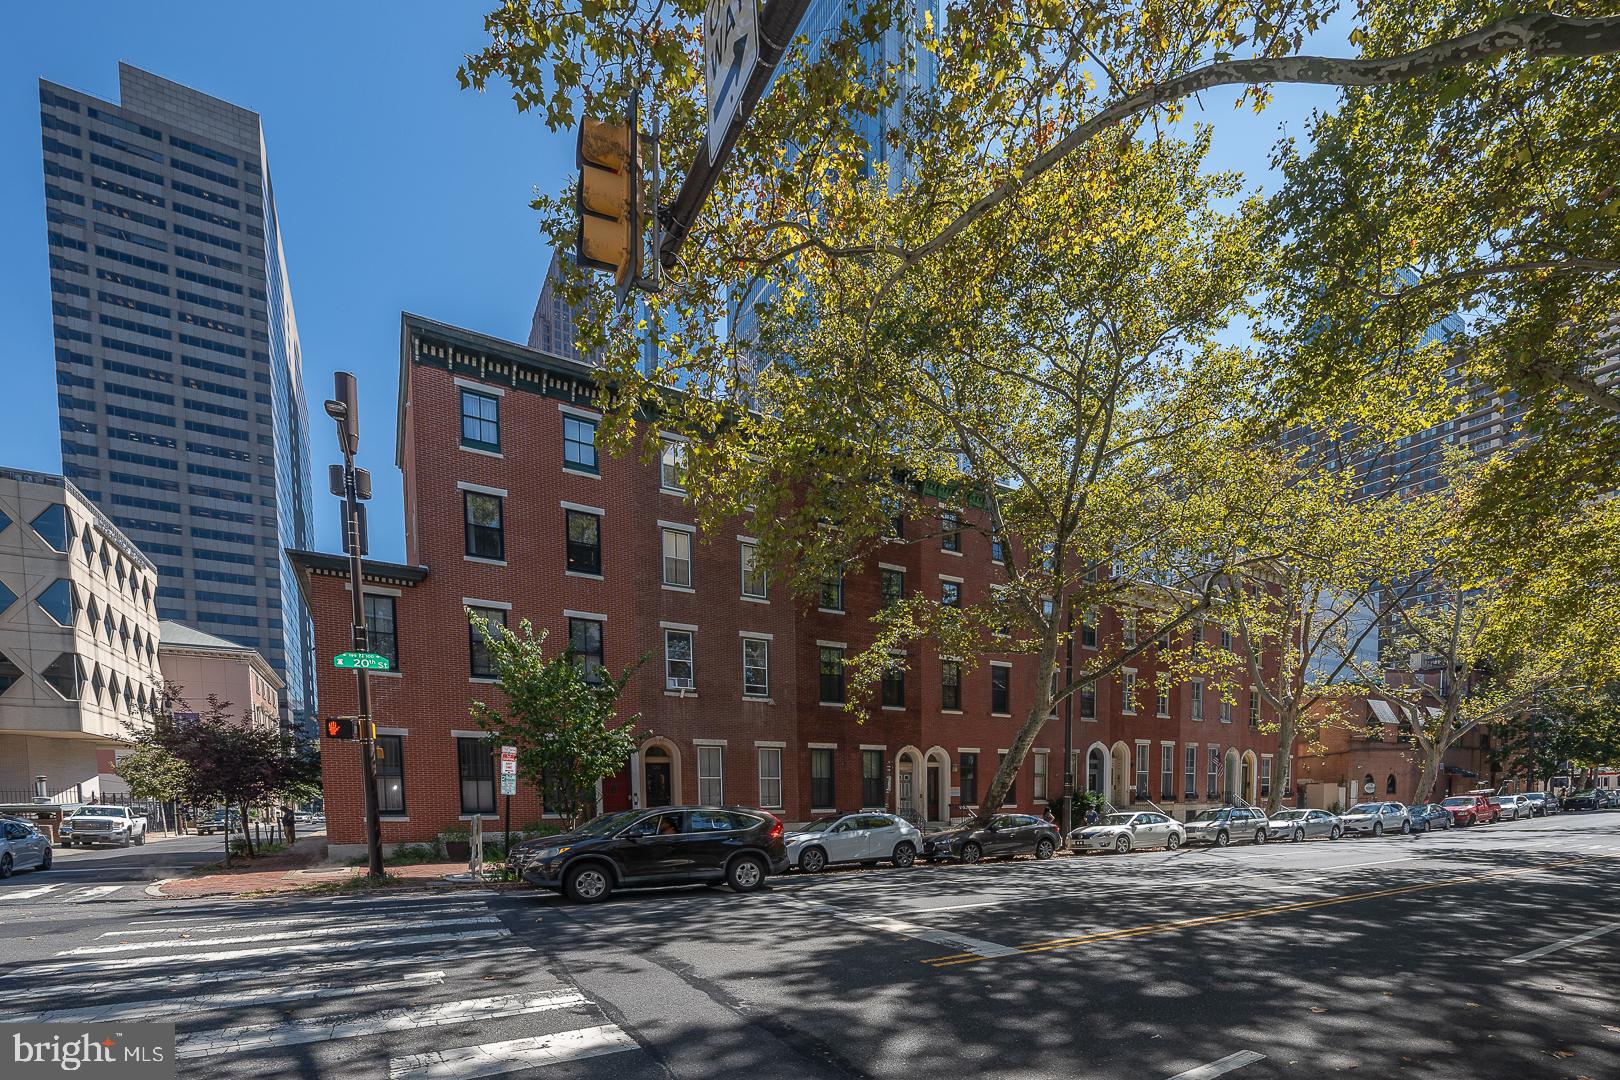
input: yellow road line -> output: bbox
[922,855,1609,968]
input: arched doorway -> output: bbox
[1086,743,1108,795]
[1224,748,1240,804]
[895,746,925,823]
[640,740,680,808]
[1109,742,1131,808]
[1241,751,1258,804]
[923,747,951,825]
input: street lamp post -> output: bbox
[324,372,384,880]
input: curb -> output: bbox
[144,877,176,898]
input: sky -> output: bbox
[0,2,1351,562]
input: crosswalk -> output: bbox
[0,881,134,902]
[0,894,656,1079]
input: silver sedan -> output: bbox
[1265,808,1343,842]
[1,818,53,877]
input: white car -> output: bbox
[785,812,922,872]
[1492,794,1534,821]
[60,805,148,848]
[1070,811,1186,853]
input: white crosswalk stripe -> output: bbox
[0,883,65,900]
[64,914,502,955]
[389,1024,639,1079]
[99,905,489,937]
[14,970,448,1023]
[69,885,125,902]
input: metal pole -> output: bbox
[504,793,512,877]
[342,443,385,880]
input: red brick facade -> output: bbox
[293,314,1282,852]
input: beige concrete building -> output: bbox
[0,468,162,802]
[158,621,282,733]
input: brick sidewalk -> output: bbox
[155,843,519,899]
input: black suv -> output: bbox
[508,806,789,903]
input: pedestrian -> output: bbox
[281,804,296,846]
[1085,806,1100,827]
[1043,805,1056,826]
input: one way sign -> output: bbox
[705,0,758,164]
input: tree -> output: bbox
[113,742,191,833]
[469,613,642,827]
[1490,685,1620,788]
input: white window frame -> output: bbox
[1157,680,1171,718]
[1032,749,1048,802]
[697,744,724,804]
[1123,611,1137,648]
[741,635,770,698]
[757,746,782,808]
[739,539,768,600]
[989,661,1013,716]
[1260,754,1273,797]
[1160,742,1175,802]
[659,436,688,493]
[1190,678,1204,721]
[1121,668,1137,715]
[1220,697,1233,725]
[663,628,695,692]
[1134,741,1150,799]
[661,526,694,590]
[1184,743,1198,800]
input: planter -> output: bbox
[444,840,470,861]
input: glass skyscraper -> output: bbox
[38,63,316,734]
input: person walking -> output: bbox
[281,804,297,846]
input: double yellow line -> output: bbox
[922,855,1609,968]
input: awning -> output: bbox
[1445,765,1478,778]
[1368,699,1400,726]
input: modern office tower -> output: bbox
[39,63,315,734]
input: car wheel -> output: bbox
[961,842,982,864]
[135,831,146,846]
[1425,820,1432,833]
[799,846,828,874]
[1293,829,1305,843]
[1034,838,1055,860]
[1114,835,1132,854]
[892,842,916,868]
[1166,833,1181,851]
[1372,822,1384,837]
[1400,819,1411,834]
[1215,830,1230,848]
[120,836,131,848]
[562,863,613,903]
[0,854,11,879]
[41,848,52,870]
[1329,826,1342,840]
[727,854,768,893]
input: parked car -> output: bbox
[59,805,148,847]
[507,806,788,903]
[1406,803,1454,832]
[1441,794,1499,826]
[786,812,922,872]
[1265,808,1343,842]
[1070,811,1186,853]
[1599,789,1620,809]
[195,809,242,835]
[1,817,53,877]
[1562,790,1600,811]
[1340,802,1410,837]
[1522,792,1559,817]
[1182,806,1270,847]
[923,814,1060,863]
[1492,794,1535,821]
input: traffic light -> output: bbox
[576,116,639,290]
[323,717,356,740]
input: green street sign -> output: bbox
[333,651,390,670]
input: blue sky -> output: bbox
[0,3,1349,561]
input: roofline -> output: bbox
[157,641,285,690]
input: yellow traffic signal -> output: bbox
[576,117,639,289]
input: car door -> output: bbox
[7,823,39,868]
[822,817,867,864]
[860,816,899,860]
[618,811,684,880]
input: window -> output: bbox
[742,637,769,697]
[1033,752,1047,802]
[819,646,845,704]
[1221,627,1233,651]
[468,606,506,678]
[1260,756,1272,798]
[568,617,604,682]
[30,505,71,552]
[940,512,961,552]
[0,651,17,696]
[990,532,1005,563]
[1207,747,1220,800]
[1190,679,1205,721]
[1219,696,1233,724]
[882,662,905,708]
[862,749,883,808]
[1161,744,1175,802]
[740,542,768,599]
[941,579,961,607]
[41,653,82,700]
[459,389,499,451]
[990,665,1011,714]
[563,414,597,472]
[1123,613,1137,648]
[810,748,835,808]
[376,735,405,814]
[1386,773,1398,795]
[664,630,694,691]
[661,528,692,588]
[880,567,904,608]
[940,660,961,710]
[364,595,398,671]
[758,747,782,807]
[565,509,601,574]
[1134,744,1148,801]
[998,753,1017,805]
[1080,680,1096,720]
[1081,608,1098,649]
[1249,690,1260,727]
[1184,745,1198,800]
[697,745,724,804]
[35,579,80,627]
[959,752,978,806]
[819,566,843,611]
[1157,682,1171,717]
[659,438,687,491]
[457,736,496,814]
[463,491,504,560]
[1122,670,1137,714]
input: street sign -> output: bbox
[705,0,758,164]
[500,773,516,797]
[499,745,517,795]
[333,651,390,670]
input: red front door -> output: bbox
[602,764,632,812]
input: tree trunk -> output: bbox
[1269,708,1298,815]
[1415,749,1442,805]
[238,800,255,858]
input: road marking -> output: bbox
[69,886,125,902]
[1166,1050,1266,1079]
[331,890,499,904]
[388,1024,637,1079]
[786,898,1020,958]
[1504,921,1620,964]
[102,906,488,936]
[63,915,502,955]
[16,927,512,977]
[15,971,447,1023]
[0,884,65,900]
[924,855,1610,967]
[176,990,589,1059]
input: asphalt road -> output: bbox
[1,811,1616,1079]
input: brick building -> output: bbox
[293,314,1281,855]
[1292,695,1494,810]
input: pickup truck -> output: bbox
[60,805,148,847]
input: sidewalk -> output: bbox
[153,838,521,898]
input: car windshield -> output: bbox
[1441,798,1470,807]
[1346,804,1381,815]
[1102,814,1135,827]
[1273,810,1306,820]
[571,810,643,837]
[797,817,843,833]
[74,807,125,817]
[1190,810,1225,822]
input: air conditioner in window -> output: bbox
[667,678,694,692]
